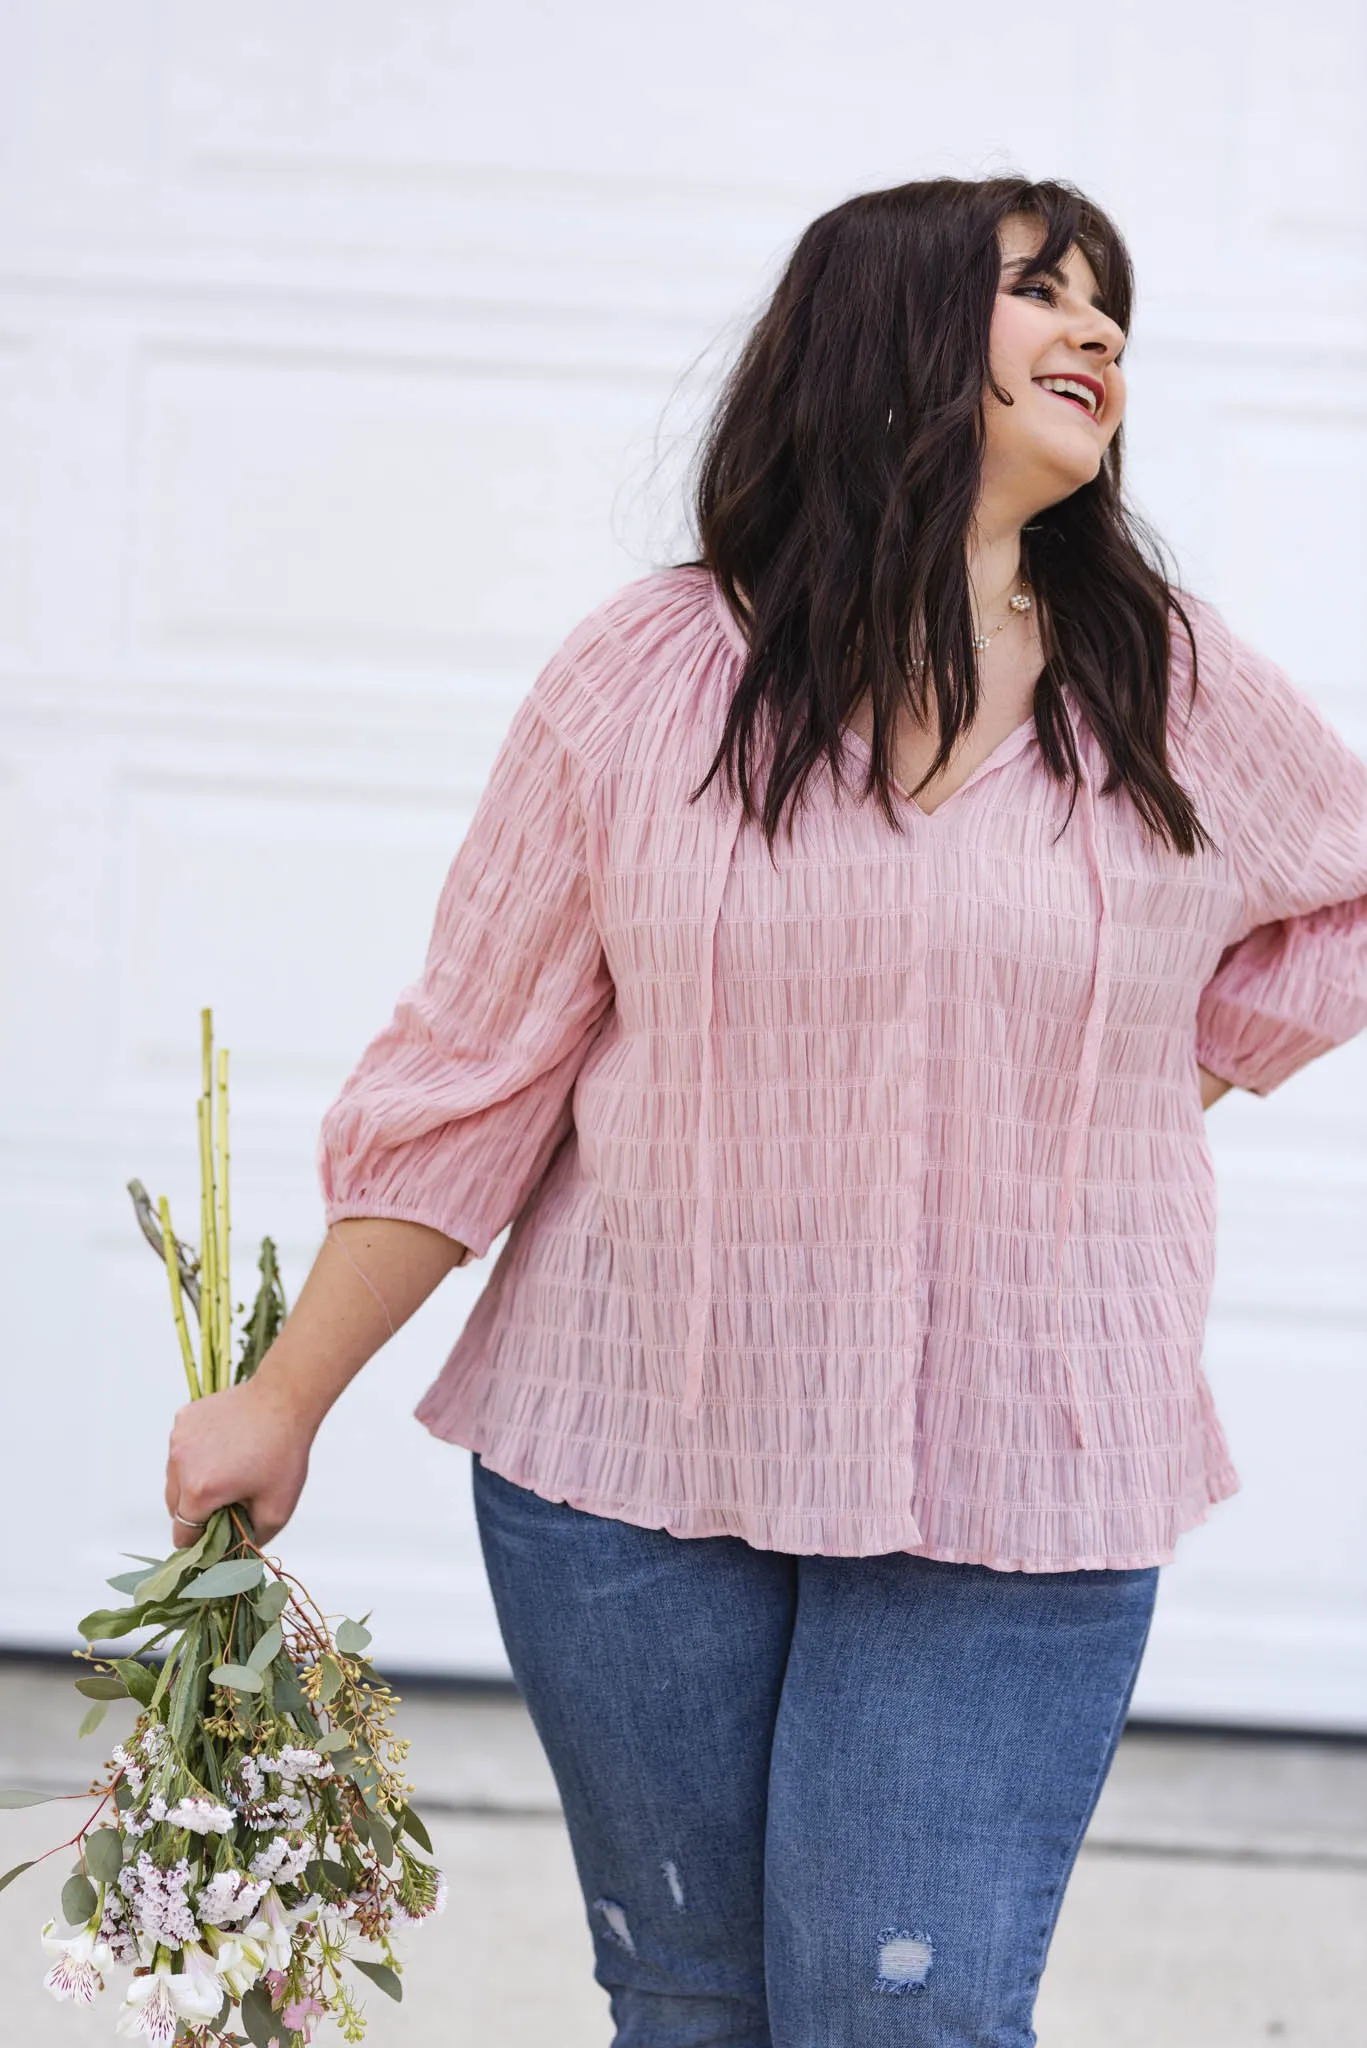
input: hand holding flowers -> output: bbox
[1,1011,444,2046]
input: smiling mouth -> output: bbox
[1033,375,1104,420]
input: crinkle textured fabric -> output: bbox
[317,564,1367,1569]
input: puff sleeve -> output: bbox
[1194,629,1367,1096]
[317,674,615,1257]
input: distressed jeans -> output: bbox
[471,1453,1160,2048]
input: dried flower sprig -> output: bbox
[1,1010,442,2046]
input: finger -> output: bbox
[169,1492,212,1549]
[249,1489,292,1550]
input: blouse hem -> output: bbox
[417,1393,1242,1574]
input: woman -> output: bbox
[164,177,1367,2045]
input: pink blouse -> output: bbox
[318,565,1367,1570]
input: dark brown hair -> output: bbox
[682,174,1209,853]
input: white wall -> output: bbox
[1,0,1363,1727]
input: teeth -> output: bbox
[1037,376,1099,416]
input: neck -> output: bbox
[966,520,1026,629]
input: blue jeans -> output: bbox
[471,1454,1160,2048]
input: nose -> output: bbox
[1073,307,1125,365]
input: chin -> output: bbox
[1029,437,1105,503]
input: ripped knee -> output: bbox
[874,1928,933,1994]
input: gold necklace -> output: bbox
[971,580,1033,653]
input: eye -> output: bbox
[1011,278,1058,304]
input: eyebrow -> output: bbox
[1002,252,1107,312]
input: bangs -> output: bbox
[1007,183,1134,334]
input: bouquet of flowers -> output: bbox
[0,1012,444,2045]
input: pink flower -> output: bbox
[283,1993,325,2035]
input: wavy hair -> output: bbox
[682,174,1209,854]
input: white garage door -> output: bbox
[1,1,1363,1729]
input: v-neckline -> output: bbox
[840,715,1037,819]
[702,567,1038,821]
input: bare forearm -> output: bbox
[164,1215,472,1544]
[253,1216,470,1435]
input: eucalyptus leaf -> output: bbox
[316,1655,344,1704]
[276,1673,320,1738]
[84,1829,123,1883]
[334,1618,372,1656]
[0,1859,36,1893]
[254,1580,290,1625]
[106,1568,155,1596]
[78,1700,109,1740]
[61,1874,97,1925]
[74,1676,126,1701]
[183,1558,264,1602]
[113,1780,135,1811]
[315,1728,353,1754]
[110,1658,157,1706]
[351,1957,402,2002]
[246,1622,283,1674]
[76,1606,147,1642]
[131,1526,212,1607]
[367,1813,394,1866]
[398,1803,433,1854]
[209,1663,263,1694]
[321,1857,351,1889]
[273,1670,310,1719]
[238,1983,279,2048]
[349,1803,372,1847]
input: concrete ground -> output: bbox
[2,1656,1365,2046]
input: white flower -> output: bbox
[41,1921,114,2005]
[202,1928,263,1998]
[121,1852,197,1947]
[238,1888,295,1976]
[165,1796,236,1836]
[123,1794,169,1839]
[111,1745,144,1797]
[114,1950,222,2044]
[249,1833,311,1886]
[238,1755,266,1802]
[268,1746,332,1782]
[196,1868,268,1928]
